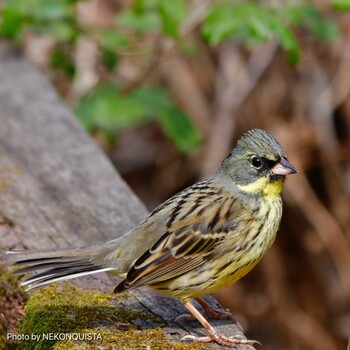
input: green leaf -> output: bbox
[76,85,153,134]
[76,85,201,154]
[287,4,338,41]
[332,0,350,11]
[133,0,159,13]
[117,10,161,33]
[271,21,300,65]
[158,108,201,154]
[203,1,339,65]
[100,31,129,51]
[51,48,75,78]
[31,0,73,21]
[202,2,243,45]
[133,88,201,153]
[158,0,189,38]
[41,22,76,41]
[4,0,73,20]
[1,0,76,41]
[102,49,119,70]
[0,7,23,39]
[203,3,280,45]
[247,15,273,42]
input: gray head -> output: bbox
[219,129,297,191]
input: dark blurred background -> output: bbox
[1,0,349,349]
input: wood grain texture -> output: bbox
[0,42,256,350]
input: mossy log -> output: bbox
[0,42,256,350]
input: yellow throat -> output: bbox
[237,176,284,197]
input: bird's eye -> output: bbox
[251,156,263,169]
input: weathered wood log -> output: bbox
[0,42,256,349]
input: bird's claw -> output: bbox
[181,334,212,343]
[175,313,193,323]
[181,332,261,347]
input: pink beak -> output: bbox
[272,158,298,176]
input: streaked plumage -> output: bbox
[6,128,297,346]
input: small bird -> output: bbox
[8,129,297,346]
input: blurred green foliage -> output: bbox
[0,0,345,153]
[0,0,78,41]
[332,0,350,10]
[203,3,338,64]
[76,84,201,153]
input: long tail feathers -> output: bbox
[4,249,115,290]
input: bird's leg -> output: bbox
[181,300,260,346]
[195,297,235,321]
[178,297,244,332]
[179,297,234,322]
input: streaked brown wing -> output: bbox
[114,223,225,293]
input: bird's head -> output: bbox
[220,129,298,197]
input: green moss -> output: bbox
[52,328,205,350]
[0,263,25,297]
[18,284,205,350]
[18,285,135,349]
[0,264,27,350]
